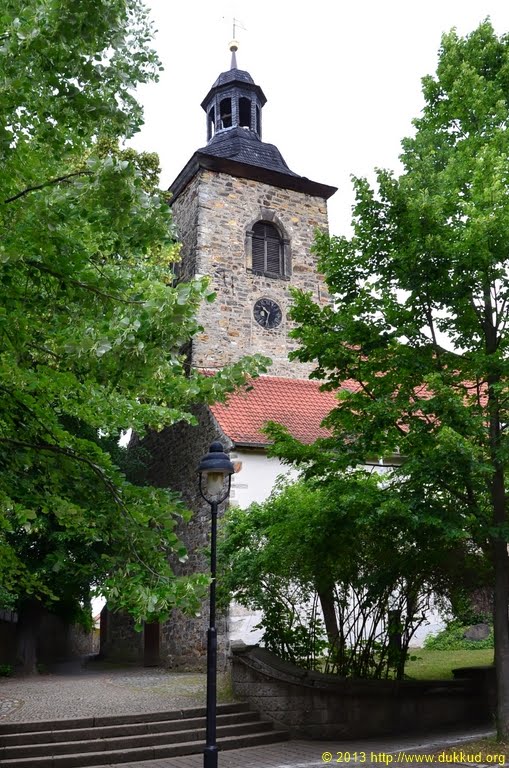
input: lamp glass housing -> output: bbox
[197,441,235,502]
[204,470,225,497]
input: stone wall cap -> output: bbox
[232,645,479,696]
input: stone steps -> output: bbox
[0,703,289,767]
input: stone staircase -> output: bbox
[0,702,289,767]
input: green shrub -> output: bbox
[0,664,13,677]
[424,621,494,650]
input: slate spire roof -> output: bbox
[208,66,256,89]
[197,45,292,177]
[169,44,337,202]
[196,127,298,177]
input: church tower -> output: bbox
[100,44,337,670]
[170,42,336,376]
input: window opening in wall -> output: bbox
[252,222,284,276]
[239,97,251,128]
[207,107,215,140]
[255,105,261,135]
[219,98,232,129]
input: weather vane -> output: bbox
[232,17,246,39]
[220,16,246,42]
[225,16,246,68]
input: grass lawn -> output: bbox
[404,648,494,679]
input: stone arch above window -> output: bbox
[246,215,291,279]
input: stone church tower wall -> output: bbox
[172,170,330,377]
[140,405,231,669]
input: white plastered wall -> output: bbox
[228,448,296,645]
[229,448,297,508]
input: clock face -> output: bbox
[253,298,283,329]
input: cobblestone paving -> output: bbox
[0,697,23,718]
[0,665,216,722]
[95,740,328,767]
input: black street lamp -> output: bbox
[197,441,234,768]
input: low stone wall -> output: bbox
[1,611,97,667]
[69,624,99,657]
[231,646,489,739]
[452,665,496,720]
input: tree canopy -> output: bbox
[275,21,509,733]
[219,472,482,678]
[0,0,267,671]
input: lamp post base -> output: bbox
[204,745,218,768]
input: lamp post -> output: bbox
[197,441,234,768]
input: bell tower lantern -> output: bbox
[202,41,266,141]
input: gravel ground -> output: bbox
[0,663,218,722]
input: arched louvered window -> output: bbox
[251,222,284,276]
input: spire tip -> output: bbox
[229,39,239,69]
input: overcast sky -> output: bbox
[130,0,509,235]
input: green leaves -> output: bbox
[0,0,158,163]
[289,22,509,522]
[0,0,267,630]
[218,471,473,677]
[258,21,509,682]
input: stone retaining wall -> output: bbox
[100,609,143,663]
[231,645,489,739]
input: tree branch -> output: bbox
[0,436,187,593]
[26,343,62,360]
[27,261,143,305]
[424,299,442,362]
[0,387,58,442]
[0,437,124,505]
[3,171,93,204]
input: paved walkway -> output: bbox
[94,729,495,768]
[0,662,496,768]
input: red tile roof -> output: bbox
[210,376,357,446]
[210,373,486,448]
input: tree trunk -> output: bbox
[16,600,44,675]
[486,360,509,738]
[317,585,340,654]
[491,468,509,738]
